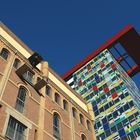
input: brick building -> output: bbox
[0,22,96,140]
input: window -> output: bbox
[46,86,51,97]
[23,71,33,83]
[87,120,91,131]
[63,100,68,111]
[72,107,77,118]
[13,58,21,69]
[0,48,9,60]
[55,93,61,105]
[80,114,84,125]
[6,116,27,140]
[53,113,61,140]
[15,87,26,113]
[81,134,86,140]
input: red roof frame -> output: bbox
[62,24,134,79]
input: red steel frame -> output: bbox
[62,24,140,79]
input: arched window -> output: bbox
[81,134,87,140]
[46,86,51,97]
[0,48,10,60]
[80,114,84,125]
[63,100,68,111]
[72,107,77,118]
[13,58,21,69]
[55,93,60,105]
[15,87,27,113]
[53,113,61,139]
[86,120,91,131]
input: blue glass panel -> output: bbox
[118,128,125,137]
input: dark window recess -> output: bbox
[13,59,20,69]
[96,98,101,104]
[114,98,120,104]
[128,115,135,123]
[128,132,135,139]
[99,86,103,91]
[113,111,119,119]
[129,100,134,107]
[122,119,129,127]
[101,94,106,100]
[96,121,102,128]
[94,110,99,116]
[119,94,125,99]
[108,114,113,121]
[99,133,105,140]
[110,88,115,94]
[105,129,111,137]
[93,105,98,111]
[111,126,117,133]
[118,107,124,114]
[102,117,107,124]
[117,122,123,130]
[109,101,114,107]
[134,112,139,118]
[99,107,104,113]
[106,92,111,97]
[124,92,129,97]
[79,114,84,125]
[104,103,109,110]
[123,103,130,111]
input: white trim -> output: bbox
[67,77,74,85]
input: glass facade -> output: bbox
[68,49,140,140]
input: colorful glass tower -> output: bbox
[62,26,140,140]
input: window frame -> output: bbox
[15,87,27,113]
[13,58,21,69]
[0,48,10,60]
[5,116,27,140]
[53,113,61,140]
[54,93,61,105]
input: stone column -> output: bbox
[36,61,48,140]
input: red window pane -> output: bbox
[93,85,97,90]
[78,80,82,86]
[112,92,118,99]
[104,87,109,92]
[87,66,91,71]
[111,63,116,69]
[100,64,105,68]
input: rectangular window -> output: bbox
[23,71,34,83]
[6,116,27,140]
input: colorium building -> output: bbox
[62,25,140,140]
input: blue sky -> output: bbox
[1,0,140,89]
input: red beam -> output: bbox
[127,65,139,77]
[62,24,133,79]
